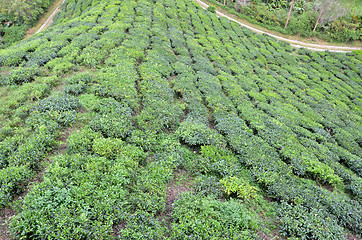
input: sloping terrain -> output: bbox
[195,0,362,52]
[0,0,361,239]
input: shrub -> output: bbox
[288,11,316,37]
[220,176,258,200]
[171,193,258,239]
[0,25,27,48]
[67,127,102,155]
[0,166,29,207]
[116,212,168,239]
[35,94,81,113]
[176,120,225,147]
[93,138,124,159]
[328,19,361,42]
[10,154,129,240]
[278,202,345,240]
[193,175,223,198]
[0,66,40,85]
[64,72,93,95]
[208,6,216,13]
[90,98,133,138]
[45,58,75,74]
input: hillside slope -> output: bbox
[194,0,362,52]
[0,0,361,239]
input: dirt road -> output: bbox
[36,0,66,34]
[194,0,361,53]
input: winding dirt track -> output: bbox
[194,0,362,53]
[36,0,66,34]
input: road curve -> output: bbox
[194,0,362,53]
[36,0,66,34]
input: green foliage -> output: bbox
[0,166,29,207]
[0,25,27,48]
[176,120,225,147]
[10,154,130,239]
[220,176,258,200]
[208,6,216,13]
[35,94,80,113]
[193,175,224,198]
[45,58,75,74]
[1,0,361,238]
[90,98,133,139]
[0,66,40,86]
[328,19,362,42]
[64,72,93,96]
[115,212,168,239]
[278,202,345,240]
[67,127,102,155]
[197,145,240,177]
[92,138,123,158]
[288,11,317,37]
[171,193,258,239]
[208,0,361,42]
[1,0,56,25]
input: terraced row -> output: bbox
[0,0,361,239]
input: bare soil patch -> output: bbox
[162,170,193,230]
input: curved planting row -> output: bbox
[0,0,360,239]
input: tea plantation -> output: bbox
[0,0,361,239]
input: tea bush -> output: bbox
[171,193,258,239]
[278,202,345,240]
[0,0,360,238]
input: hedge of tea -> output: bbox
[0,0,361,239]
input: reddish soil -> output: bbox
[162,170,193,230]
[346,233,361,240]
[0,207,15,240]
[113,220,127,237]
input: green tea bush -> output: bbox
[0,48,27,66]
[347,178,362,199]
[128,160,172,213]
[278,202,345,240]
[92,65,140,110]
[67,127,103,155]
[1,0,361,237]
[171,193,258,239]
[198,145,239,177]
[24,47,58,67]
[115,212,168,239]
[35,94,81,113]
[92,138,124,159]
[176,119,225,147]
[0,66,40,86]
[64,72,93,95]
[193,175,223,198]
[10,128,57,169]
[90,98,133,138]
[10,154,129,239]
[326,142,362,177]
[90,114,133,139]
[0,137,19,169]
[220,176,258,200]
[0,166,29,207]
[45,58,76,74]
